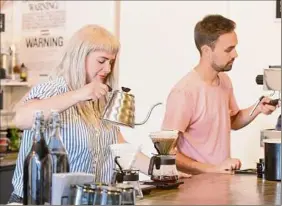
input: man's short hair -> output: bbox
[194,14,236,54]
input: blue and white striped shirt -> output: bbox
[12,77,119,198]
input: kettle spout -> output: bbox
[135,102,162,126]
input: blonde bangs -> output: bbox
[78,25,120,55]
[92,33,119,55]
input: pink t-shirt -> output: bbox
[162,70,240,165]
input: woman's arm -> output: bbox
[14,90,82,130]
[14,79,109,130]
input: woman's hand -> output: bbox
[75,79,110,102]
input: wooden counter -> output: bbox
[138,173,281,205]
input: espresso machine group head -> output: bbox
[255,65,281,91]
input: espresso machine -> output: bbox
[255,66,281,181]
[143,130,184,189]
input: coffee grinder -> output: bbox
[143,130,184,189]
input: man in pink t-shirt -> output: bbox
[162,14,278,174]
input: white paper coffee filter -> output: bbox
[109,143,141,170]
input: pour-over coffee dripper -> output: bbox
[143,130,184,189]
[150,130,179,155]
[149,130,179,182]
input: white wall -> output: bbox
[118,0,281,171]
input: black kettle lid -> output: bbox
[121,87,131,92]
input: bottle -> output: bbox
[257,158,264,178]
[0,89,3,110]
[20,63,28,82]
[10,44,20,80]
[47,111,69,204]
[48,110,70,174]
[23,111,52,205]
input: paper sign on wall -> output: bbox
[20,0,66,85]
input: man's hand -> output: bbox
[257,97,280,115]
[208,158,242,174]
[231,96,280,130]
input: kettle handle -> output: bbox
[135,102,162,126]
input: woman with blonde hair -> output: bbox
[8,24,151,203]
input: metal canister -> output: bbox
[82,184,96,205]
[116,183,136,205]
[70,184,95,205]
[95,185,121,205]
[87,183,107,205]
[70,184,84,205]
[93,185,106,205]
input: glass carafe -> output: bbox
[148,155,179,183]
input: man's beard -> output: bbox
[212,60,234,72]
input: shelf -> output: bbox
[0,79,30,87]
[0,121,15,130]
[0,110,16,129]
[0,110,15,116]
